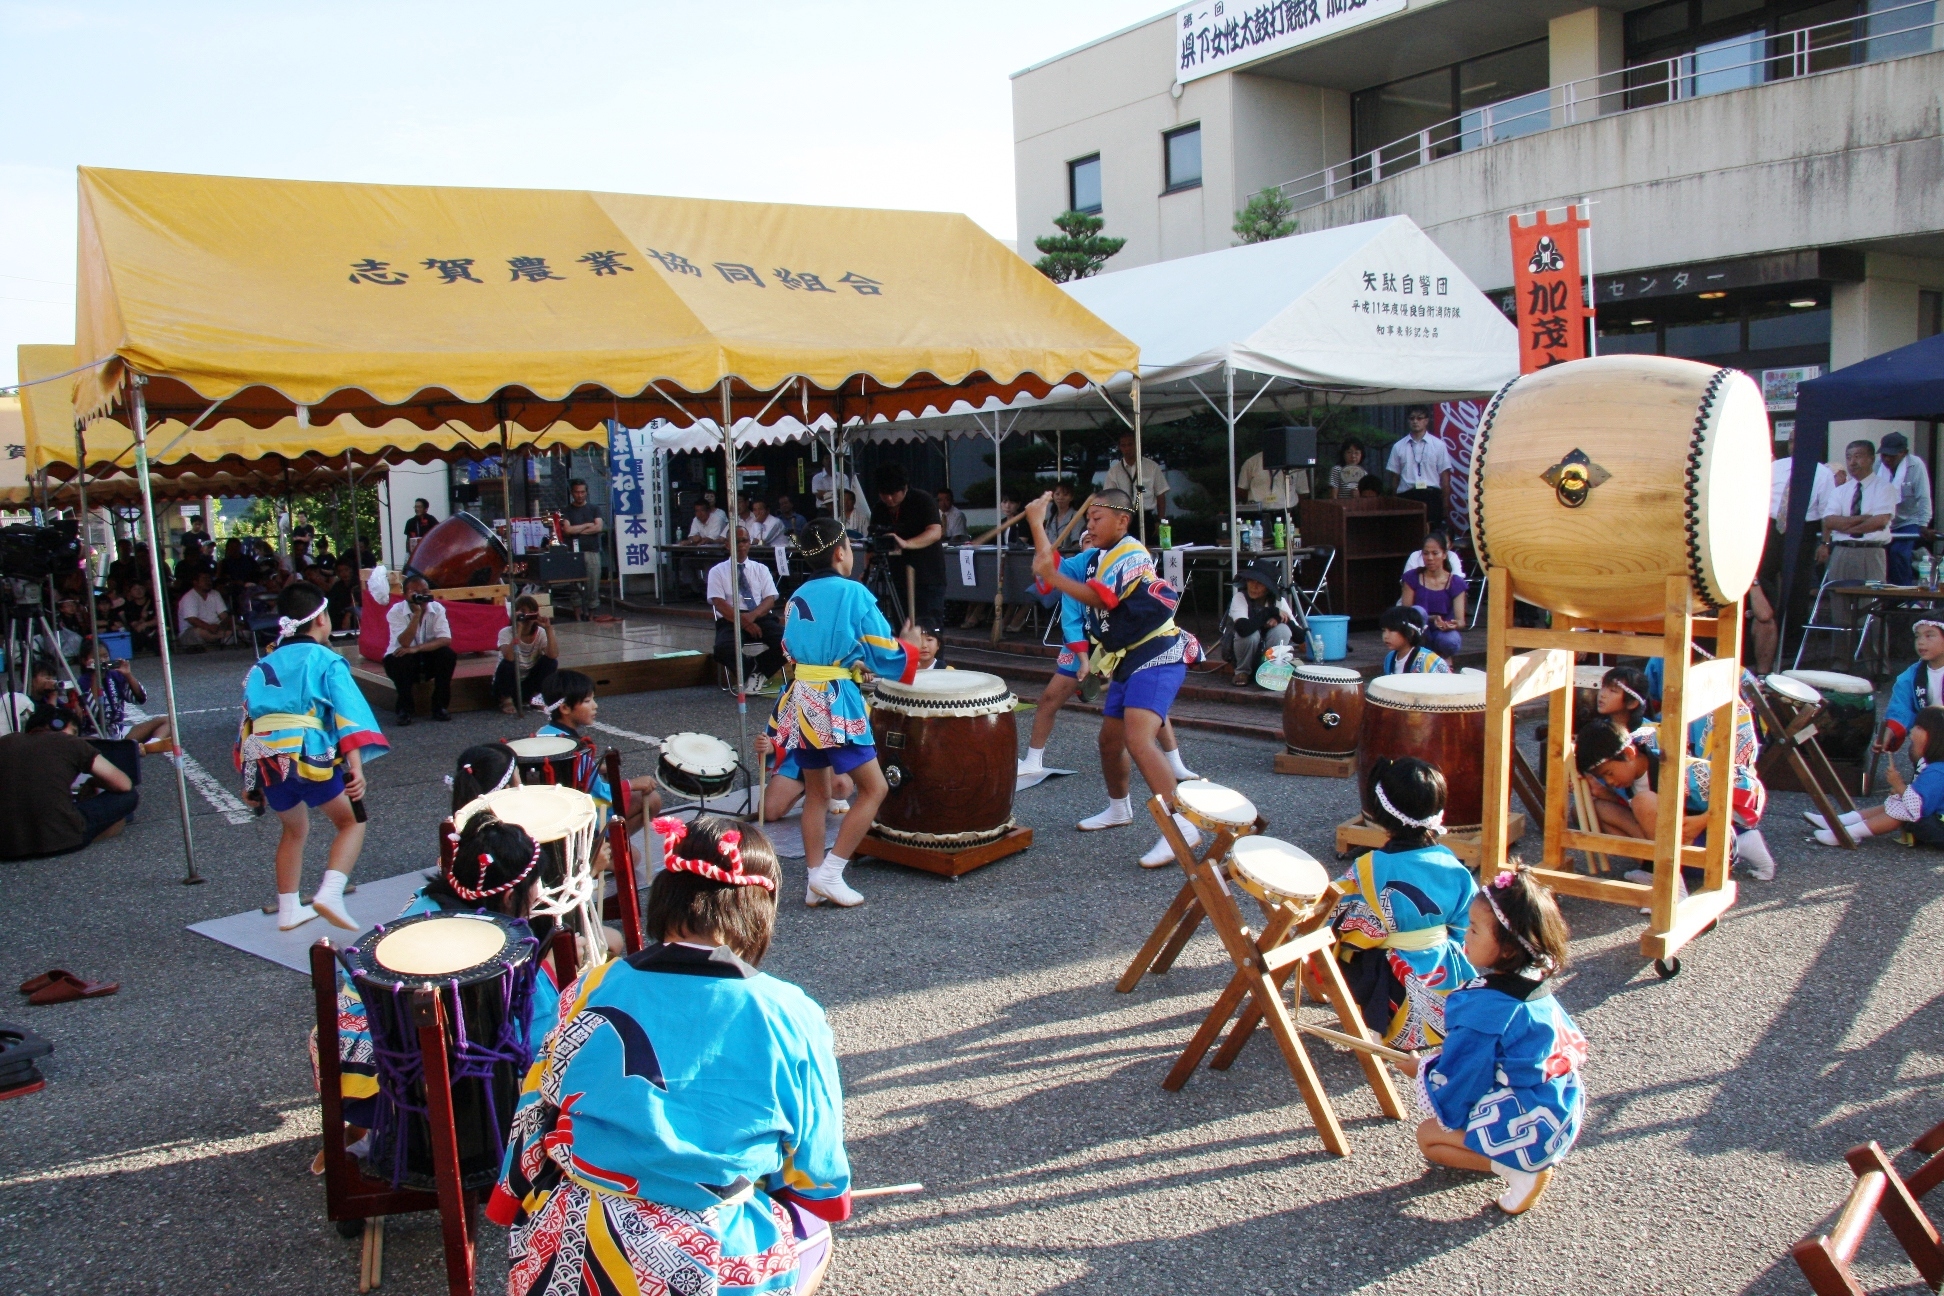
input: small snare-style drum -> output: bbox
[1359,673,1489,831]
[1282,664,1364,758]
[453,785,601,942]
[1782,669,1875,760]
[1764,672,1823,710]
[341,911,539,1190]
[658,732,740,798]
[506,734,581,788]
[1175,780,1261,840]
[1226,836,1330,911]
[872,670,1018,847]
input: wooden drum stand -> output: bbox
[1477,571,1740,978]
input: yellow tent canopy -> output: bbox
[73,168,1138,432]
[0,396,27,505]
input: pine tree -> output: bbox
[1233,187,1298,245]
[1033,210,1127,283]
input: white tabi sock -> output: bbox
[315,870,348,907]
[1165,748,1195,779]
[1020,747,1046,771]
[1816,822,1875,846]
[1111,796,1130,816]
[820,851,849,871]
[277,891,316,930]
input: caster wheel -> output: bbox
[1654,957,1681,980]
[335,1217,365,1240]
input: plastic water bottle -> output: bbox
[1918,549,1934,590]
[1157,518,1172,550]
[1273,519,1287,551]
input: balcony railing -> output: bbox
[1276,0,1940,210]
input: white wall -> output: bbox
[377,462,449,570]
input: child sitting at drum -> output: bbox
[1877,619,1944,756]
[1810,705,1944,846]
[237,583,389,931]
[774,517,918,908]
[1378,605,1451,675]
[450,740,521,811]
[490,815,849,1296]
[535,668,660,833]
[1394,866,1587,1215]
[1331,757,1478,1050]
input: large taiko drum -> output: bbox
[1469,356,1770,622]
[1358,673,1489,831]
[1282,663,1364,758]
[871,670,1018,847]
[340,911,539,1190]
[403,511,508,589]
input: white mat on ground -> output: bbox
[188,868,433,974]
[1016,767,1078,792]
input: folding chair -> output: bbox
[1292,546,1335,620]
[1793,571,1863,670]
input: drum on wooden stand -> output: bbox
[1175,781,1261,841]
[1781,669,1876,760]
[872,671,1018,847]
[454,785,601,950]
[340,911,539,1191]
[658,732,740,800]
[401,511,508,590]
[506,735,581,788]
[1359,674,1489,831]
[1282,664,1364,758]
[1226,836,1330,913]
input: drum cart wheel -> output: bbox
[1654,957,1680,979]
[335,1216,365,1239]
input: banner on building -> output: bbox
[610,420,667,580]
[1434,400,1484,540]
[1176,0,1406,82]
[1508,205,1591,373]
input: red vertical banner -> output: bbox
[1508,205,1591,373]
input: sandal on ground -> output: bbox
[27,974,119,1005]
[18,970,77,996]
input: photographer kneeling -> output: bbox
[494,595,558,716]
[0,703,138,860]
[384,576,457,725]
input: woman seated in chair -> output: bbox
[1399,533,1468,663]
[490,816,849,1296]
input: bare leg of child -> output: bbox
[309,794,365,930]
[274,805,316,930]
[1417,1120,1493,1173]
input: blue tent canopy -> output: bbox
[1780,332,1944,621]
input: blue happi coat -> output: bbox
[1332,843,1478,1050]
[1418,973,1589,1173]
[235,639,388,791]
[774,569,915,753]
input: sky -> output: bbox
[0,0,1167,385]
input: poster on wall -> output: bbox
[611,420,667,582]
[1176,0,1406,83]
[1435,399,1485,541]
[1761,365,1821,411]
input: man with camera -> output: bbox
[383,576,456,724]
[873,464,946,633]
[708,528,784,692]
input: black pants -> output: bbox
[78,789,140,843]
[385,647,458,715]
[492,655,558,704]
[714,616,784,678]
[1398,486,1446,532]
[909,581,947,634]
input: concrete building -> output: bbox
[1014,0,1944,458]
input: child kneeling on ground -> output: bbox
[1810,705,1944,846]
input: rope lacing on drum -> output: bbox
[1682,368,1733,611]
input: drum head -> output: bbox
[875,670,1014,713]
[661,731,740,777]
[507,736,578,760]
[1292,664,1361,684]
[1783,669,1872,697]
[1575,665,1610,690]
[1765,673,1823,705]
[454,784,598,839]
[1176,781,1257,832]
[1366,673,1488,710]
[375,915,509,978]
[1229,836,1329,903]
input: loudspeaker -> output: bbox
[454,481,480,505]
[529,547,587,583]
[1262,426,1318,471]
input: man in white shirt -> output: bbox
[936,489,971,542]
[1236,451,1309,512]
[1879,430,1933,586]
[680,499,730,545]
[176,570,233,648]
[383,576,456,724]
[745,498,787,549]
[1385,406,1454,531]
[706,530,784,689]
[1103,431,1170,522]
[1819,439,1899,586]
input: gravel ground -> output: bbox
[1,642,1940,1295]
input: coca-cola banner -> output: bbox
[1435,399,1484,543]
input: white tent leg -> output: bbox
[1132,375,1145,546]
[722,381,750,762]
[1226,362,1239,579]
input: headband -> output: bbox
[276,601,327,641]
[1483,869,1556,973]
[1611,676,1647,709]
[1374,781,1445,835]
[450,834,542,902]
[1917,620,1944,634]
[651,817,776,892]
[796,526,844,559]
[531,693,570,713]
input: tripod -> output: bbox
[2,580,99,734]
[861,542,908,628]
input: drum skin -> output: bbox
[403,511,507,589]
[1358,691,1488,831]
[1283,668,1364,757]
[871,704,1017,846]
[1469,356,1770,622]
[508,736,581,789]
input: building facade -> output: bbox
[1014,0,1944,457]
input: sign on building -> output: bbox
[610,420,667,585]
[1508,205,1592,373]
[1176,0,1406,83]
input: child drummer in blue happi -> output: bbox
[1396,866,1588,1216]
[772,517,920,909]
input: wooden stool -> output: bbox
[1754,675,1860,849]
[1116,781,1263,994]
[1793,1140,1944,1294]
[1147,800,1405,1158]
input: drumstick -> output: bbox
[756,738,768,826]
[1296,1022,1415,1065]
[905,565,917,635]
[852,1183,925,1199]
[1052,494,1095,550]
[964,510,1033,549]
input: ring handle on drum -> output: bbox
[1321,711,1341,729]
[884,764,904,789]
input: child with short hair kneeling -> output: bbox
[1395,866,1588,1215]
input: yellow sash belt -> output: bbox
[1090,619,1179,680]
[247,711,324,734]
[1380,925,1450,952]
[793,663,866,685]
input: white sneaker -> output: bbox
[1623,868,1653,886]
[1494,1164,1554,1215]
[805,863,864,908]
[1078,801,1134,831]
[1736,829,1776,881]
[1140,815,1202,868]
[278,904,320,932]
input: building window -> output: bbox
[1350,40,1549,182]
[1163,124,1202,193]
[1622,1,1929,108]
[1068,154,1101,214]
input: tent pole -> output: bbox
[991,415,1004,642]
[1132,374,1145,546]
[75,421,104,731]
[497,399,513,527]
[130,378,201,885]
[345,450,363,572]
[722,379,749,762]
[1227,362,1240,579]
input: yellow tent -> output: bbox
[73,167,1137,430]
[0,396,27,505]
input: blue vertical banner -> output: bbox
[610,420,664,582]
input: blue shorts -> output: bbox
[1103,662,1186,720]
[774,751,802,782]
[791,743,878,776]
[263,769,346,813]
[1055,648,1083,679]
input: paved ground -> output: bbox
[1,636,1940,1295]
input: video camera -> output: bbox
[867,530,903,556]
[0,521,82,583]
